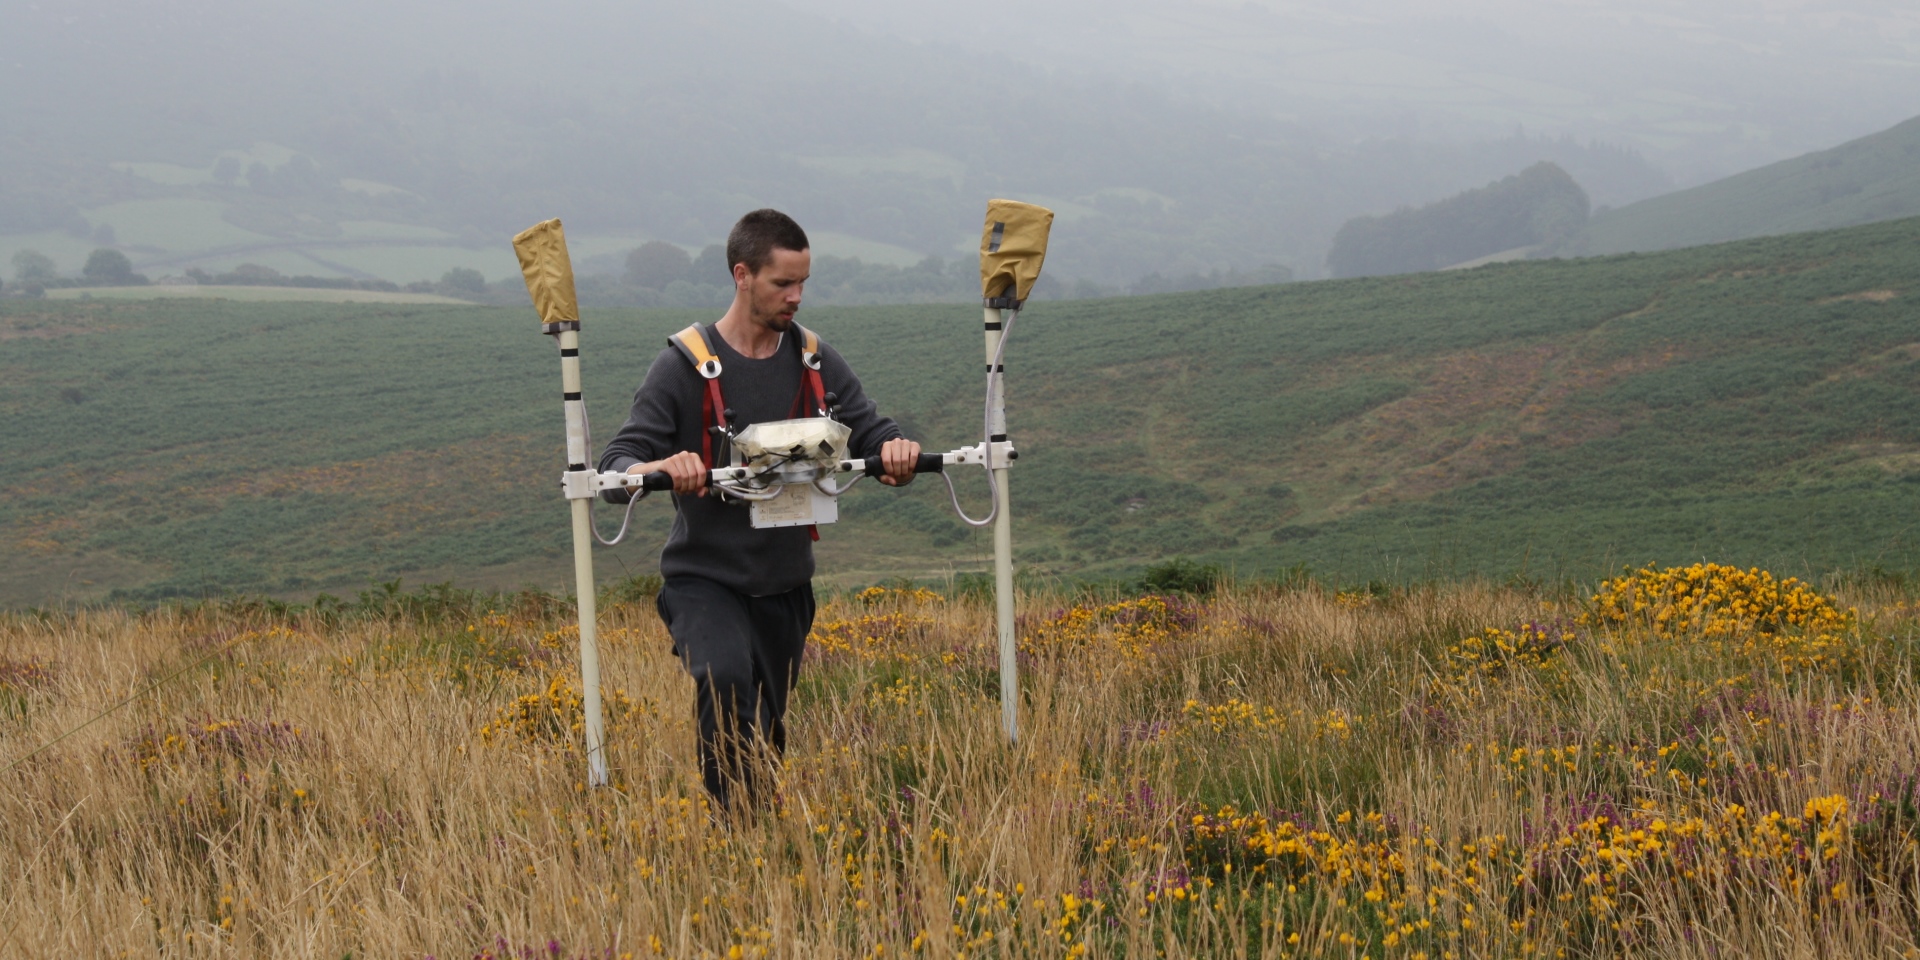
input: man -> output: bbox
[599,209,921,810]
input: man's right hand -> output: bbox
[630,451,708,496]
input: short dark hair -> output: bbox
[726,209,809,274]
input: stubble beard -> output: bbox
[758,299,796,332]
[746,273,798,332]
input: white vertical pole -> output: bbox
[985,306,1018,742]
[558,327,609,787]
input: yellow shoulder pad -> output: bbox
[796,323,823,370]
[670,324,723,379]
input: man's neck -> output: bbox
[713,299,785,359]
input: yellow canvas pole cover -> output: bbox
[513,218,580,326]
[978,199,1054,305]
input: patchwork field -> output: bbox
[3,570,1918,956]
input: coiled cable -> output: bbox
[943,307,1016,528]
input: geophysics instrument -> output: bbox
[512,201,1052,786]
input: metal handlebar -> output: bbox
[863,452,948,477]
[636,451,948,492]
[596,443,1010,501]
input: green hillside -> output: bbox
[1583,114,1920,255]
[5,215,1920,604]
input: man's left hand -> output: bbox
[879,437,921,486]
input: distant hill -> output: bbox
[1582,114,1920,255]
[1326,162,1589,278]
[4,214,1920,604]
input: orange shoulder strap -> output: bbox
[668,323,723,379]
[792,324,828,418]
[666,324,728,467]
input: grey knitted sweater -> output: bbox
[598,326,903,595]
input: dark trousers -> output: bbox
[655,576,814,810]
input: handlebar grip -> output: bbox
[863,453,947,477]
[640,471,674,491]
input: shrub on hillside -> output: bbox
[12,249,58,283]
[82,248,145,286]
[1139,557,1223,596]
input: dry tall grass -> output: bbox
[4,569,1919,958]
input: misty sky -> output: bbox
[9,0,1914,186]
[1,0,1915,285]
[778,0,1920,185]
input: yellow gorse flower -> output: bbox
[478,673,651,749]
[1583,563,1858,672]
[1021,595,1196,661]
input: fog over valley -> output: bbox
[2,0,1915,296]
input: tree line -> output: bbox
[558,241,1293,308]
[4,239,1296,306]
[4,248,150,296]
[1325,162,1592,278]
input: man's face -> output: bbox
[737,247,810,332]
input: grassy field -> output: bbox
[4,569,1919,956]
[4,214,1920,605]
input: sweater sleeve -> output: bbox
[819,341,904,458]
[596,348,688,503]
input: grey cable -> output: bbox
[577,391,645,547]
[945,308,1016,528]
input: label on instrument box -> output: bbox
[750,484,839,529]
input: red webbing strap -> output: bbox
[671,323,730,469]
[797,325,828,418]
[699,377,726,468]
[787,349,828,417]
[797,326,825,541]
[805,367,826,416]
[787,371,827,419]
